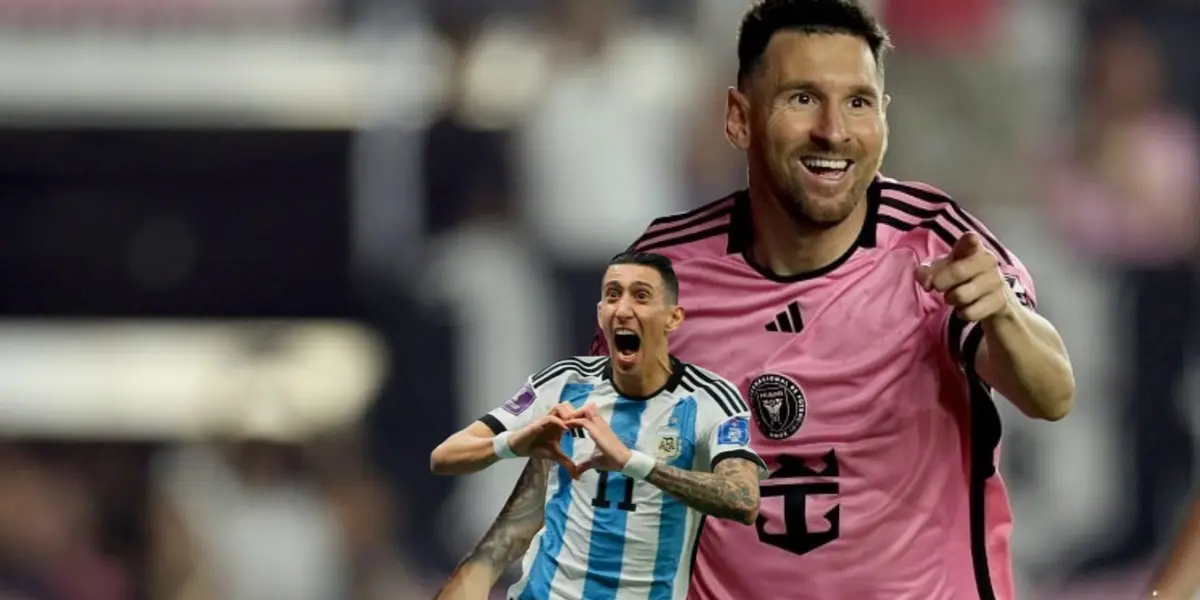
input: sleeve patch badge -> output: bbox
[502,383,537,416]
[1004,274,1034,309]
[717,415,750,446]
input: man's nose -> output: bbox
[615,297,636,317]
[811,104,850,146]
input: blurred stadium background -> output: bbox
[0,0,1196,598]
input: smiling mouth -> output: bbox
[799,156,854,180]
[613,328,641,356]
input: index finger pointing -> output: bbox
[951,232,982,260]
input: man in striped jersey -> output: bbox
[431,251,766,600]
[462,1,1076,599]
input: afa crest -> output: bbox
[655,427,681,460]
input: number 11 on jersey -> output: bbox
[592,471,637,512]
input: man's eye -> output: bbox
[790,93,813,105]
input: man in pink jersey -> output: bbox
[450,1,1075,599]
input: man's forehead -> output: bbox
[604,264,662,286]
[759,31,881,89]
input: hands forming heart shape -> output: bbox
[507,403,633,480]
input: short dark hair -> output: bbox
[608,251,680,304]
[736,0,892,88]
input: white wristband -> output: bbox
[620,450,656,481]
[492,431,519,459]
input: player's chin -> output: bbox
[790,194,858,227]
[792,179,865,222]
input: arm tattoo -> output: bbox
[460,458,550,573]
[644,458,760,524]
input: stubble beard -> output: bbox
[772,166,873,232]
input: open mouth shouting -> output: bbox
[612,327,642,368]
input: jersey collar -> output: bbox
[602,355,685,400]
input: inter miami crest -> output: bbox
[749,373,807,440]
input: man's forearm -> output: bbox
[1149,499,1200,599]
[978,306,1075,421]
[430,433,502,475]
[644,460,759,525]
[435,459,549,599]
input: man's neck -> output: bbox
[612,353,673,398]
[746,186,869,277]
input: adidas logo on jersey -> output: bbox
[568,427,588,439]
[765,301,804,333]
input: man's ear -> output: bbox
[725,86,751,151]
[665,304,685,333]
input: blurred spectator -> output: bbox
[518,0,699,351]
[151,439,350,600]
[682,88,744,205]
[150,427,438,600]
[0,445,130,600]
[881,0,997,53]
[419,15,517,235]
[879,0,1030,210]
[1045,19,1200,574]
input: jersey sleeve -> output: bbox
[478,377,550,435]
[704,413,767,477]
[478,358,593,434]
[691,373,767,477]
[940,248,1036,369]
[935,231,1038,372]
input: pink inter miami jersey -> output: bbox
[590,177,1036,600]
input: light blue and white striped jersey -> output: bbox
[479,355,765,600]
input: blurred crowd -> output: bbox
[0,0,1198,599]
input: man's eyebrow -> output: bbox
[775,79,880,100]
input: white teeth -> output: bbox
[615,328,636,336]
[801,158,849,170]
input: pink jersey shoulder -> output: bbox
[874,176,1038,308]
[626,191,743,263]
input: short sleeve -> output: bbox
[705,413,767,476]
[944,253,1038,370]
[478,377,548,435]
[881,179,1039,372]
